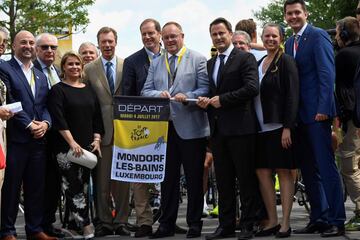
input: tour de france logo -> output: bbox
[131,125,150,141]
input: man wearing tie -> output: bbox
[284,0,346,237]
[33,33,64,238]
[198,17,261,240]
[84,27,130,237]
[142,21,210,239]
[121,18,162,238]
[0,30,54,240]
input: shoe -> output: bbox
[26,232,58,240]
[134,225,152,238]
[320,225,345,238]
[345,215,360,231]
[114,225,131,236]
[149,227,174,239]
[209,206,219,218]
[187,222,202,238]
[293,222,330,234]
[255,224,280,237]
[94,225,113,237]
[83,224,95,239]
[43,226,65,238]
[205,227,235,240]
[61,228,83,239]
[126,222,139,232]
[0,235,16,240]
[175,225,187,234]
[276,228,291,238]
[237,229,253,240]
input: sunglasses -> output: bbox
[40,45,58,50]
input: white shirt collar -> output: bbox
[218,44,234,58]
[167,46,186,59]
[37,58,51,70]
[296,22,308,37]
[101,56,116,67]
[14,56,34,71]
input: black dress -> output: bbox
[48,81,104,227]
[255,52,299,169]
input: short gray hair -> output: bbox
[35,33,58,46]
[0,27,9,38]
[233,30,251,45]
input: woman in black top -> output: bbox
[48,52,104,239]
[254,23,299,238]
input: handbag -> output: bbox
[66,148,98,169]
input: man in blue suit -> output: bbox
[0,31,55,240]
[121,18,163,238]
[284,0,346,237]
[142,21,210,239]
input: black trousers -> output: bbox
[42,133,62,229]
[159,122,207,229]
[211,133,264,231]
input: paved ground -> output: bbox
[12,198,360,239]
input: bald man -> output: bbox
[0,31,55,240]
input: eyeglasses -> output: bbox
[40,45,58,51]
[162,34,181,41]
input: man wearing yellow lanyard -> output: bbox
[142,21,210,239]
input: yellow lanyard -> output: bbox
[165,47,187,80]
[30,71,35,95]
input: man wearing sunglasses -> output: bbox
[33,33,64,238]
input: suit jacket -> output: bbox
[84,56,123,146]
[0,58,51,143]
[141,48,210,140]
[33,59,60,76]
[122,48,150,96]
[258,52,299,129]
[207,47,259,136]
[285,24,336,124]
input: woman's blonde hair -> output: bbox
[60,51,84,79]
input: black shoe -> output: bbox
[293,222,330,234]
[186,222,202,238]
[114,225,131,236]
[149,227,175,239]
[205,227,235,240]
[255,224,281,237]
[320,225,345,238]
[134,225,152,238]
[43,226,65,238]
[94,225,113,237]
[175,225,187,234]
[276,228,291,238]
[237,230,253,240]
[126,223,140,232]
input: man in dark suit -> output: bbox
[33,33,63,238]
[121,18,162,238]
[0,30,55,240]
[284,0,346,237]
[198,17,261,240]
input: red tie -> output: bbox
[294,35,300,51]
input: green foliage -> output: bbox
[0,0,94,45]
[254,0,358,31]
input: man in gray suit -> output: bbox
[142,21,210,239]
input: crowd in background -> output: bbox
[0,0,359,239]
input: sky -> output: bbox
[72,0,272,59]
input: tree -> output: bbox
[0,0,94,46]
[254,0,358,31]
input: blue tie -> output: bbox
[216,54,226,85]
[106,62,115,95]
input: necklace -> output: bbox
[262,55,274,74]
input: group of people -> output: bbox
[0,0,359,239]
